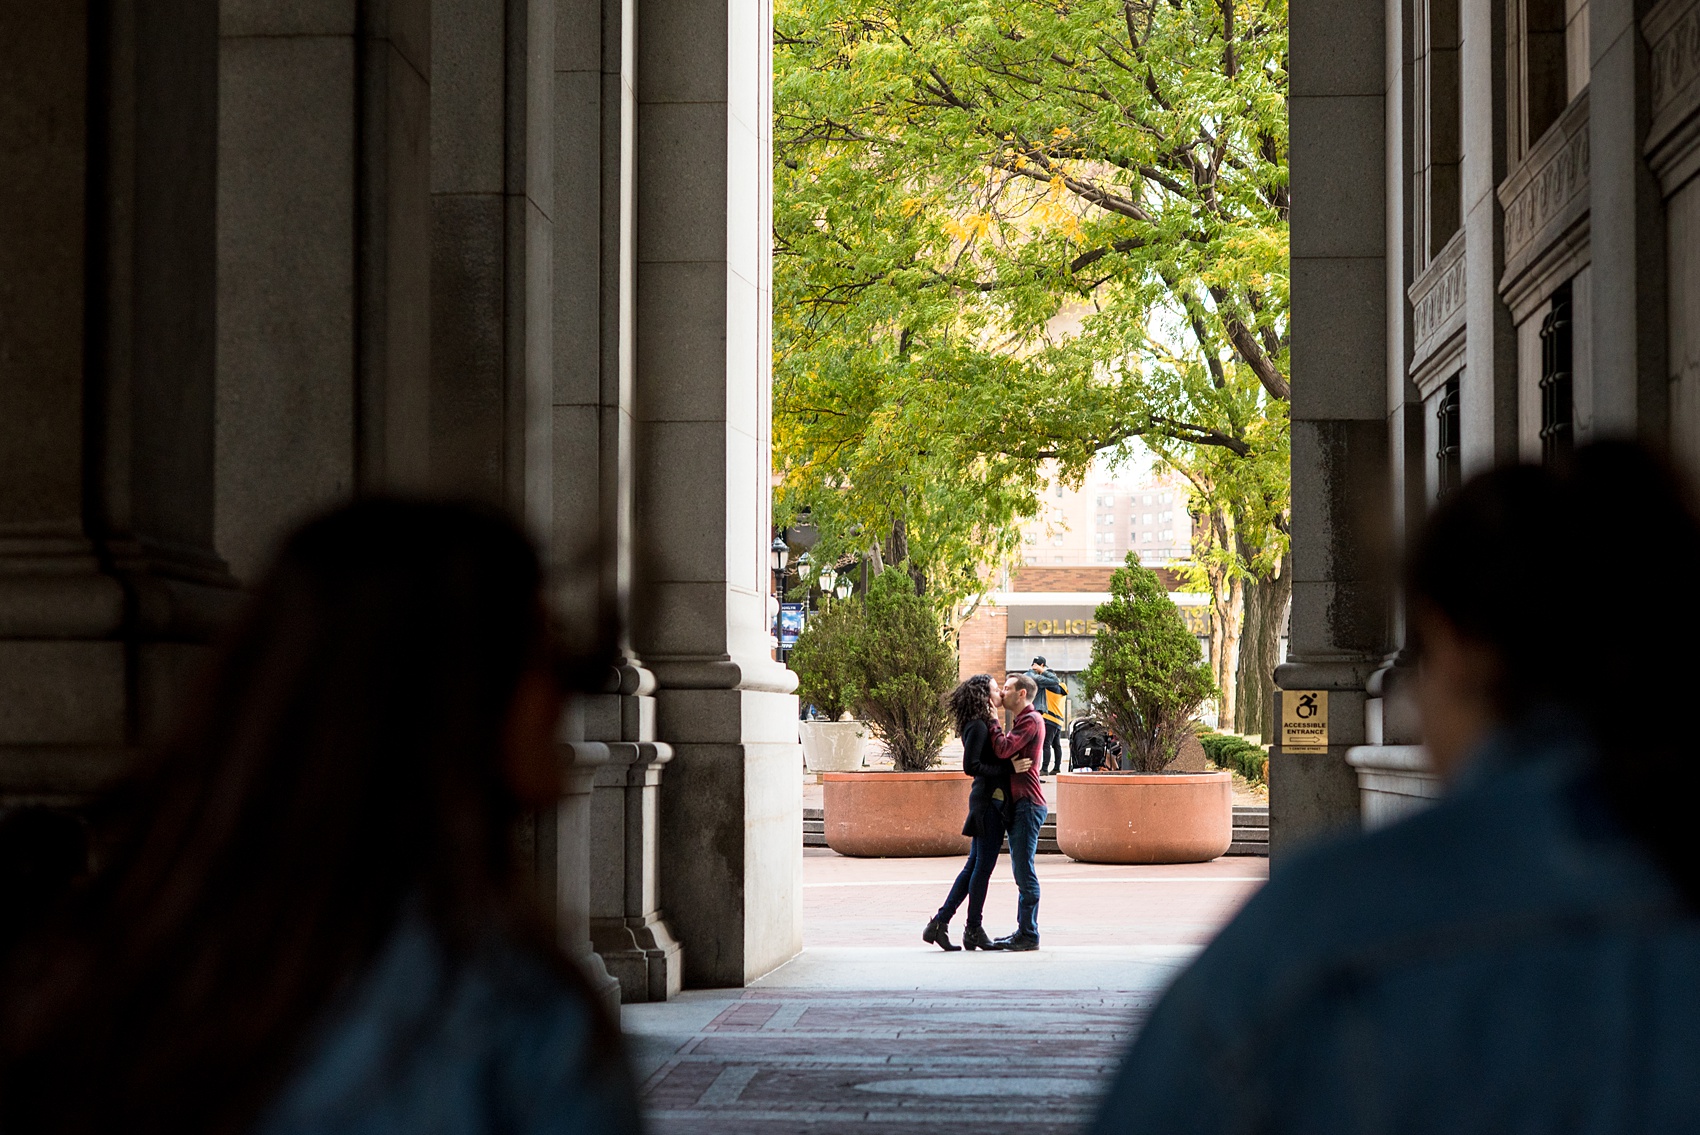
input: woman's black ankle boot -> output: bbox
[922,917,961,951]
[962,925,992,951]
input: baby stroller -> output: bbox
[1068,717,1122,771]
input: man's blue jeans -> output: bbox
[1008,798,1044,938]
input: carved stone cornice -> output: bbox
[1645,0,1700,194]
[1408,228,1466,377]
[1498,90,1590,298]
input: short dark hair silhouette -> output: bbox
[1407,442,1700,906]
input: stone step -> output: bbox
[1227,840,1269,857]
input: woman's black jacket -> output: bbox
[960,717,1012,837]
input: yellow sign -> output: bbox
[1280,690,1328,754]
[1021,618,1100,636]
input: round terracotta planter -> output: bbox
[1055,771,1232,864]
[822,771,972,857]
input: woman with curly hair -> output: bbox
[923,674,1012,951]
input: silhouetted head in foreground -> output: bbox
[1406,441,1700,904]
[0,499,617,1135]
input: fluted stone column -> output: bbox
[635,0,803,987]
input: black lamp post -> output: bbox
[769,535,790,658]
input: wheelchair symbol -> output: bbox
[1295,693,1319,719]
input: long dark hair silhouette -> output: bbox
[1407,442,1700,907]
[0,498,617,1135]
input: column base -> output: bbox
[592,914,684,1003]
[573,943,623,1018]
[1267,745,1362,862]
[1346,744,1440,830]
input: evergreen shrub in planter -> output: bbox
[1080,554,1217,771]
[846,566,955,772]
[1060,554,1229,864]
[790,598,868,771]
[817,567,966,856]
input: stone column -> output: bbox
[1459,0,1520,472]
[430,0,619,1003]
[215,0,431,576]
[1588,0,1667,440]
[635,0,804,986]
[0,0,241,811]
[553,0,682,1001]
[1274,0,1391,859]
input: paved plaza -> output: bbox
[624,850,1266,1133]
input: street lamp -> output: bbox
[835,574,853,600]
[770,536,791,661]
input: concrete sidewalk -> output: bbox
[624,850,1265,1133]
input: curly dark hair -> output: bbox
[947,674,996,737]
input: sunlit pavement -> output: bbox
[624,850,1266,1133]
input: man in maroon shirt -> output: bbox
[988,672,1046,950]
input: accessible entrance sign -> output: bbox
[1280,690,1328,753]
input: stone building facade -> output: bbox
[0,0,797,1003]
[1280,0,1700,854]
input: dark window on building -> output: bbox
[1538,282,1573,467]
[1436,376,1461,497]
[1416,0,1461,262]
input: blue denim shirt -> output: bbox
[257,916,641,1135]
[1091,718,1700,1134]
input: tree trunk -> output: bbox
[1217,574,1244,731]
[1234,552,1291,740]
[885,515,908,568]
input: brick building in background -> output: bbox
[958,565,1212,726]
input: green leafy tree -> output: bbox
[1081,553,1218,772]
[1144,368,1289,736]
[847,566,958,770]
[774,0,1291,667]
[789,597,861,720]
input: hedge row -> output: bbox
[1198,732,1268,785]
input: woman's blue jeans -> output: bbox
[935,806,1005,929]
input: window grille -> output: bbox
[1538,282,1573,467]
[1436,376,1462,497]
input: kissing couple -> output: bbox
[922,672,1045,952]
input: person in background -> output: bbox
[924,674,1022,952]
[1091,442,1700,1133]
[987,673,1046,951]
[0,499,640,1135]
[1027,657,1068,776]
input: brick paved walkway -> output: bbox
[625,852,1265,1133]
